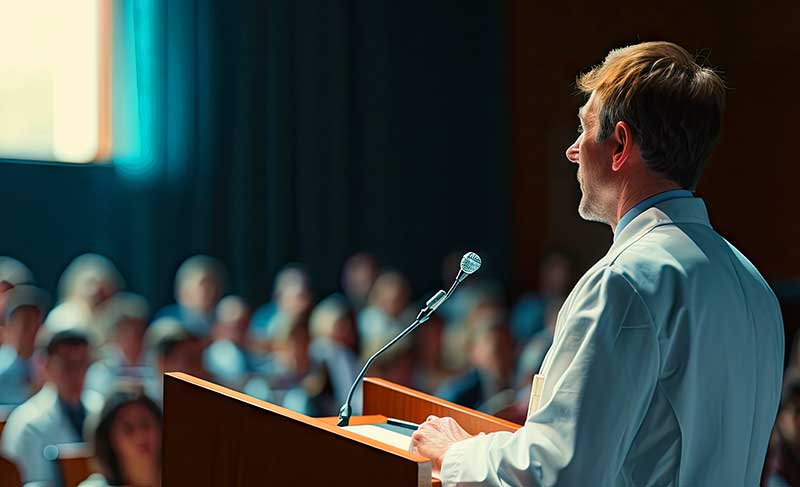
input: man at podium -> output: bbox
[410,41,784,486]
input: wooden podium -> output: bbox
[162,373,520,486]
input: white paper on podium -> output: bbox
[343,424,440,480]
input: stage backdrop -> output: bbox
[0,0,511,307]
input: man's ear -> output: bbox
[611,121,633,172]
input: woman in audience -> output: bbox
[45,253,124,339]
[79,389,162,487]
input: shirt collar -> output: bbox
[614,189,694,241]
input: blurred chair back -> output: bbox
[43,442,93,487]
[0,454,21,486]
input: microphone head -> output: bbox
[460,252,482,275]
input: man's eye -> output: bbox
[577,124,584,134]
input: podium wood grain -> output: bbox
[162,373,433,487]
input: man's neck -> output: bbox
[611,179,683,232]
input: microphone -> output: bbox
[336,252,482,427]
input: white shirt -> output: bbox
[1,386,102,485]
[441,197,784,486]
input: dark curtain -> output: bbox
[0,0,510,308]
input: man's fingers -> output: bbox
[426,415,439,422]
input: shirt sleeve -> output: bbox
[440,266,659,486]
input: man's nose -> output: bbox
[565,138,580,164]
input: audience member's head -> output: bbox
[273,264,313,316]
[145,318,206,379]
[0,257,34,330]
[97,293,149,366]
[89,389,162,487]
[213,295,250,348]
[341,253,378,309]
[41,329,92,405]
[468,317,514,379]
[174,255,227,315]
[57,253,124,309]
[0,256,34,288]
[276,313,311,374]
[2,285,49,359]
[309,294,358,352]
[368,271,410,319]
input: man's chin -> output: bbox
[578,200,607,224]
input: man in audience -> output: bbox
[0,285,49,406]
[1,329,102,485]
[85,293,150,398]
[144,317,207,405]
[156,255,226,337]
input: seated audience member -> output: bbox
[143,318,207,405]
[250,264,313,346]
[155,255,226,338]
[0,257,35,333]
[1,329,102,485]
[204,295,255,389]
[305,294,361,414]
[340,253,378,313]
[78,389,162,487]
[0,285,49,406]
[357,270,413,360]
[45,254,124,339]
[85,293,151,398]
[767,381,800,486]
[510,249,575,344]
[436,317,514,412]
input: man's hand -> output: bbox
[410,415,473,473]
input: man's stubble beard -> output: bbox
[577,172,611,225]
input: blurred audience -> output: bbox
[79,389,162,487]
[441,284,505,371]
[155,255,226,338]
[766,381,800,486]
[358,270,413,360]
[45,254,124,340]
[204,295,255,389]
[0,249,796,487]
[1,329,102,485]
[143,318,207,405]
[308,295,360,402]
[85,293,151,399]
[0,257,35,337]
[250,264,313,349]
[341,253,379,313]
[510,249,575,344]
[436,316,514,413]
[0,285,49,405]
